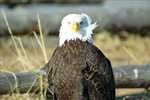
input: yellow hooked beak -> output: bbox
[70,21,78,33]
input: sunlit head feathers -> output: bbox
[59,13,98,46]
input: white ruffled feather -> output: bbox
[59,13,98,46]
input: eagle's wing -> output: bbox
[41,46,60,84]
[84,44,115,100]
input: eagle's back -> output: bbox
[44,39,115,100]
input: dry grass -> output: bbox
[0,10,150,99]
[0,10,50,99]
[93,30,150,65]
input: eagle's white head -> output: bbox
[59,13,98,46]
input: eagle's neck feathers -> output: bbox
[59,30,92,46]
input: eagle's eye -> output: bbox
[80,21,84,25]
[68,22,71,25]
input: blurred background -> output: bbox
[1,0,150,36]
[0,0,150,100]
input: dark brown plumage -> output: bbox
[42,39,115,100]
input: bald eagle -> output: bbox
[42,13,115,100]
